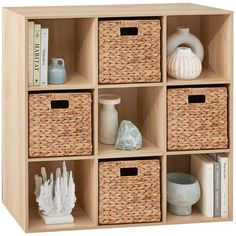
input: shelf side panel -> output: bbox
[2,9,28,230]
[201,14,233,82]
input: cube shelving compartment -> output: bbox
[167,86,228,151]
[99,18,162,84]
[99,158,161,225]
[29,92,93,157]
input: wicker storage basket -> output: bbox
[29,92,92,157]
[167,87,228,150]
[99,159,161,224]
[99,19,161,84]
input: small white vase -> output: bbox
[167,27,204,62]
[167,47,202,80]
[99,94,121,145]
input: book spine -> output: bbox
[33,24,41,85]
[213,162,221,217]
[28,21,34,86]
[40,28,49,86]
[205,164,214,217]
[217,156,228,217]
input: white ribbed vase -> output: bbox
[167,47,202,80]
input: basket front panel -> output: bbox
[167,87,228,150]
[29,92,93,157]
[99,159,161,224]
[99,19,161,84]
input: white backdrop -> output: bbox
[0,0,235,235]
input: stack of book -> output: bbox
[28,21,49,86]
[191,153,228,217]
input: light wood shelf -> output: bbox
[98,137,163,159]
[167,68,230,86]
[166,149,231,156]
[98,82,164,89]
[28,206,95,232]
[167,207,232,224]
[2,3,233,233]
[28,73,95,91]
[28,155,95,162]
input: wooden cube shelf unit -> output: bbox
[2,3,233,233]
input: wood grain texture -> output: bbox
[98,137,163,159]
[2,9,28,230]
[167,68,231,86]
[167,15,201,38]
[161,156,167,222]
[76,160,97,225]
[161,16,167,84]
[167,14,233,83]
[28,160,97,231]
[201,14,232,81]
[31,18,96,89]
[28,206,94,232]
[228,83,233,219]
[167,207,232,224]
[138,87,166,151]
[35,19,75,73]
[5,4,232,19]
[98,88,138,125]
[75,18,97,86]
[28,73,96,91]
[98,82,164,89]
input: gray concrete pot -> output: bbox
[167,172,201,216]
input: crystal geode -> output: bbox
[115,120,142,150]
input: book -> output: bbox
[208,154,221,217]
[209,153,229,217]
[28,21,34,86]
[191,154,214,217]
[33,24,41,85]
[40,28,49,86]
[217,153,229,217]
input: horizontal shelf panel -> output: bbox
[11,4,232,19]
[28,155,95,162]
[28,206,95,233]
[28,73,95,91]
[98,82,164,89]
[167,207,232,224]
[99,221,164,229]
[166,149,230,156]
[167,68,231,86]
[98,137,163,159]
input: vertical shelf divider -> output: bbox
[93,17,99,226]
[162,15,167,84]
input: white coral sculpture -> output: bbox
[34,161,76,217]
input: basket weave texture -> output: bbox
[167,87,228,150]
[99,159,161,224]
[29,92,92,157]
[99,19,161,84]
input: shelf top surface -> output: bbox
[5,3,232,19]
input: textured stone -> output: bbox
[115,120,142,150]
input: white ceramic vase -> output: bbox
[167,47,202,80]
[167,27,204,62]
[99,94,121,145]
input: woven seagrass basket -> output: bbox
[99,159,161,225]
[167,87,228,151]
[99,19,161,84]
[29,92,92,157]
